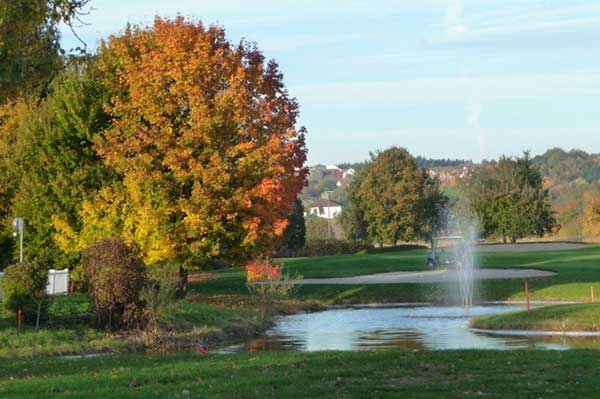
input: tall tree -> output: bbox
[2,61,113,269]
[57,17,308,282]
[340,165,370,242]
[348,147,447,245]
[462,152,558,243]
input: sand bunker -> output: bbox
[297,268,556,285]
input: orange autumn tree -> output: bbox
[90,17,307,277]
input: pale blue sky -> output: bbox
[61,0,600,165]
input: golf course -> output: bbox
[3,243,600,398]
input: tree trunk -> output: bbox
[176,267,189,299]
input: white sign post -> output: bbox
[12,217,25,263]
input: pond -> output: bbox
[223,305,600,352]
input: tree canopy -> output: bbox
[54,17,308,269]
[342,147,447,245]
[0,61,113,269]
[461,152,558,243]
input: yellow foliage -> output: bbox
[52,175,177,265]
[581,191,600,238]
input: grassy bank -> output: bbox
[0,294,263,358]
[192,244,600,304]
[2,350,600,398]
[471,303,600,331]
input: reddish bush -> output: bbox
[245,260,281,282]
[82,238,146,330]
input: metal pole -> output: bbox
[19,223,23,263]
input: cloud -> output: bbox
[428,1,600,46]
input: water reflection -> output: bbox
[231,305,600,352]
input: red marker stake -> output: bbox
[591,286,595,303]
[17,309,22,332]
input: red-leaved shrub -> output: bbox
[82,237,146,330]
[245,260,281,282]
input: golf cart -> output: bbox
[426,235,464,269]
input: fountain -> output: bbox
[455,232,475,308]
[428,220,478,308]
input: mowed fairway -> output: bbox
[193,244,600,304]
[2,350,600,399]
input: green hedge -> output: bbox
[294,239,372,257]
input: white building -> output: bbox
[342,168,355,179]
[306,199,343,219]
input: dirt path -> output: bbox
[297,268,556,285]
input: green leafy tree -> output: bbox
[340,165,370,242]
[462,152,558,243]
[1,260,50,328]
[350,147,446,245]
[2,61,112,269]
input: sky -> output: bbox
[61,0,600,165]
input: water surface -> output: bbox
[224,305,600,352]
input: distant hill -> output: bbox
[533,148,600,184]
[531,148,600,239]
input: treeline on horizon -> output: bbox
[306,147,600,241]
[333,148,600,175]
[337,157,472,171]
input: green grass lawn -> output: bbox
[192,244,600,304]
[280,247,429,278]
[472,303,600,331]
[2,350,600,398]
[0,294,260,358]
